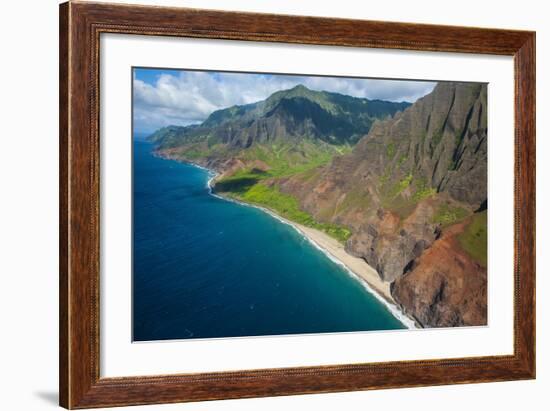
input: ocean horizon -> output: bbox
[133,140,405,341]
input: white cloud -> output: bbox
[133,70,436,133]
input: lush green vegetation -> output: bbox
[211,140,355,243]
[217,181,351,243]
[382,173,413,204]
[457,211,487,267]
[213,141,348,190]
[386,142,396,158]
[396,173,413,193]
[413,178,437,201]
[432,203,470,227]
[240,141,347,178]
[380,173,437,220]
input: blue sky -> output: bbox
[133,68,436,134]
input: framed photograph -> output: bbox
[59,1,535,408]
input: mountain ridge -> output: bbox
[148,84,411,149]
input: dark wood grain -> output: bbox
[59,2,69,407]
[514,33,536,375]
[59,1,536,408]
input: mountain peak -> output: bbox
[284,84,317,97]
[289,84,309,92]
[265,84,318,104]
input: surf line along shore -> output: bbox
[202,167,419,330]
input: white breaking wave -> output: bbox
[206,172,217,194]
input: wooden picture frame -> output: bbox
[59,1,535,408]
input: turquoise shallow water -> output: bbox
[133,140,405,341]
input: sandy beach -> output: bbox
[291,223,393,301]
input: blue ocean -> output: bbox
[133,140,405,341]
